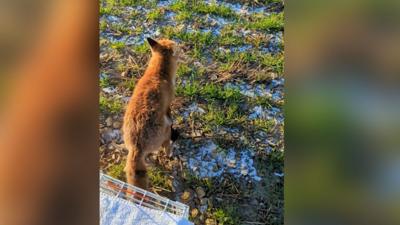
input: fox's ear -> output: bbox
[147,37,159,49]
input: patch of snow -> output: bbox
[274,172,284,177]
[102,87,117,94]
[249,105,284,126]
[157,0,173,7]
[187,141,261,182]
[106,15,122,24]
[224,82,270,98]
[183,103,205,118]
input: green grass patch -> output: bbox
[250,96,273,108]
[100,20,108,31]
[147,8,164,21]
[253,118,275,132]
[108,163,125,180]
[212,206,240,225]
[203,103,246,129]
[261,53,284,75]
[123,79,136,91]
[194,1,235,18]
[100,95,124,114]
[148,167,171,190]
[176,81,244,103]
[247,12,284,31]
[109,23,131,34]
[175,10,192,21]
[162,26,216,46]
[132,43,150,54]
[171,0,236,18]
[111,41,126,51]
[176,80,201,99]
[100,76,111,89]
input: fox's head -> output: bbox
[146,37,181,61]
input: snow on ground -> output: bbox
[186,141,261,181]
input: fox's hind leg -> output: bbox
[125,150,148,190]
[162,115,173,158]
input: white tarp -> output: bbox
[100,192,193,225]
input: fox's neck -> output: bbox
[147,53,176,84]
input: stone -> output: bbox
[207,198,213,209]
[195,187,206,199]
[199,204,208,213]
[113,121,122,129]
[105,117,113,127]
[205,218,217,225]
[181,190,192,203]
[191,208,199,218]
[200,198,208,205]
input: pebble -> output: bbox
[181,190,192,203]
[199,204,208,213]
[105,117,113,127]
[200,198,208,205]
[113,121,121,129]
[205,218,217,225]
[191,208,199,218]
[196,187,206,199]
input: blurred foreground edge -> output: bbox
[0,1,98,225]
[286,1,400,225]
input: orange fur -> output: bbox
[123,38,180,189]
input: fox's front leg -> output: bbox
[166,107,179,142]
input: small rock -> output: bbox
[191,208,199,218]
[107,143,114,150]
[181,190,192,203]
[200,197,208,205]
[105,117,113,127]
[113,121,122,129]
[205,218,217,225]
[180,156,188,162]
[196,187,206,199]
[199,204,208,213]
[207,198,213,209]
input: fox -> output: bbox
[123,38,180,190]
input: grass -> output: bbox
[147,8,164,21]
[176,81,244,104]
[202,103,246,129]
[108,163,125,180]
[162,26,216,46]
[247,12,284,31]
[100,20,108,31]
[253,118,275,132]
[194,1,235,18]
[170,0,236,18]
[110,41,126,51]
[132,43,150,54]
[175,10,193,21]
[148,167,171,190]
[211,206,240,225]
[100,95,124,114]
[100,76,111,89]
[261,53,284,74]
